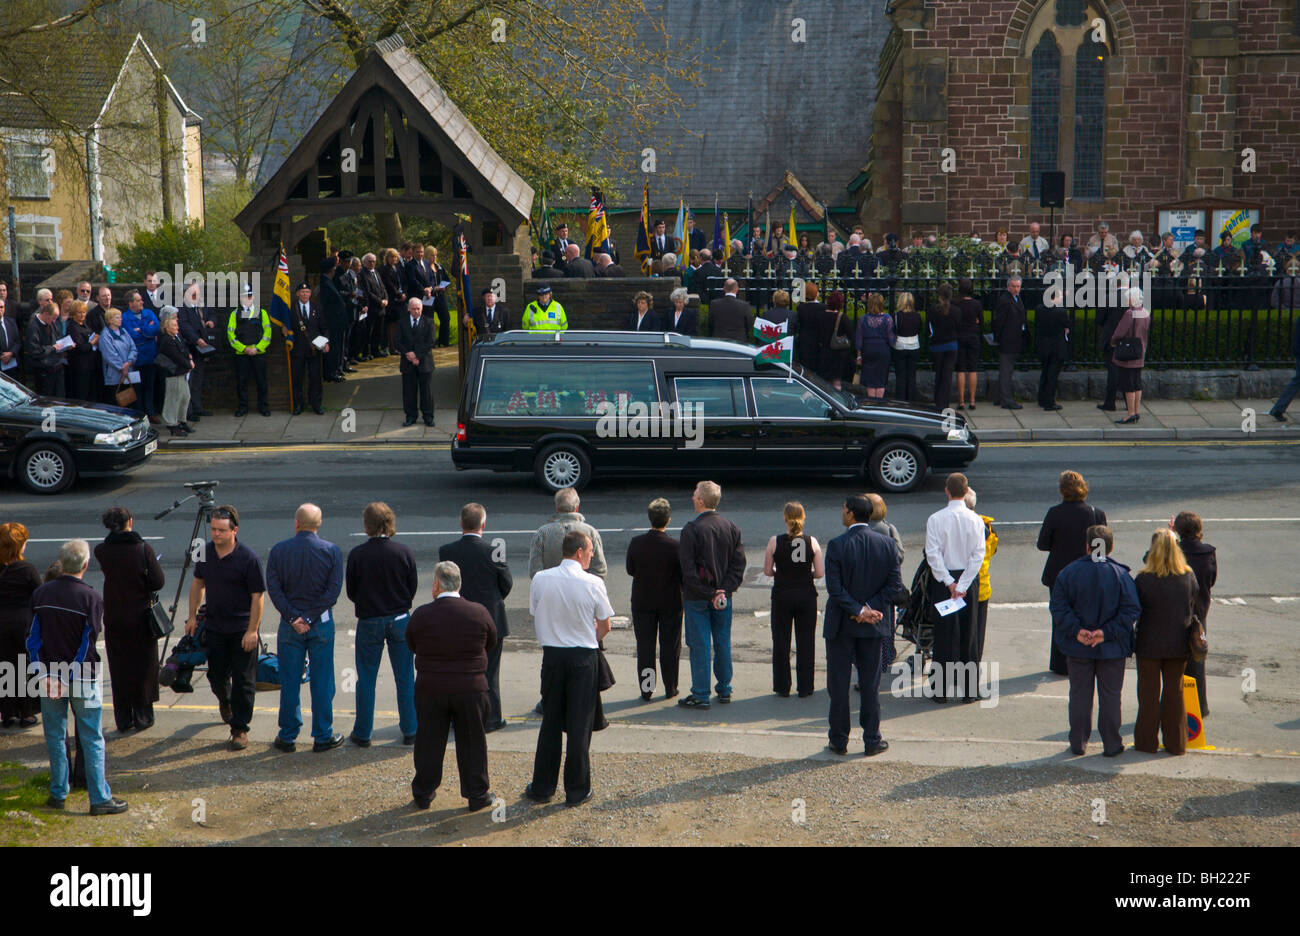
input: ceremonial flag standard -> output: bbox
[722,213,731,262]
[586,187,610,258]
[635,181,652,274]
[538,183,552,252]
[268,246,292,351]
[756,335,794,365]
[711,195,723,255]
[753,317,789,343]
[788,202,798,250]
[453,221,474,337]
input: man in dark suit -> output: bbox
[625,497,683,700]
[1036,302,1069,410]
[140,272,163,312]
[406,560,497,811]
[549,223,575,268]
[685,218,707,254]
[627,292,661,331]
[318,257,348,382]
[824,494,904,756]
[562,244,596,279]
[394,298,435,426]
[650,219,677,260]
[0,295,21,377]
[594,253,626,278]
[404,244,434,320]
[359,252,388,358]
[439,503,512,732]
[707,279,753,342]
[286,282,327,415]
[471,286,510,337]
[694,251,723,302]
[991,275,1027,408]
[23,300,66,396]
[532,251,566,279]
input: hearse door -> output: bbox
[747,376,848,471]
[669,376,755,469]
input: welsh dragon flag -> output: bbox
[756,335,793,365]
[753,317,788,342]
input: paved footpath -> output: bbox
[166,351,1298,447]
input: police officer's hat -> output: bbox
[241,283,255,296]
[537,284,553,295]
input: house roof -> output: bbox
[0,33,199,131]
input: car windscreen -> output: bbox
[760,364,855,409]
[476,358,659,416]
[0,374,33,408]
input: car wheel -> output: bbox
[18,441,77,495]
[534,443,591,493]
[868,439,927,493]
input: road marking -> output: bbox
[1270,596,1300,603]
[159,443,452,456]
[28,536,165,543]
[994,517,1300,526]
[984,440,1300,448]
[990,601,1049,610]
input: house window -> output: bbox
[13,216,59,260]
[1073,36,1107,200]
[1029,33,1061,200]
[6,140,52,199]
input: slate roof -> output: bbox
[258,2,886,209]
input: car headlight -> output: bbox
[947,426,969,442]
[93,427,133,446]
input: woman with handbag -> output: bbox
[1173,511,1216,716]
[93,507,165,734]
[1110,286,1151,424]
[156,309,194,436]
[821,290,854,390]
[1133,528,1198,755]
[98,308,137,407]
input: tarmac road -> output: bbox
[3,439,1298,785]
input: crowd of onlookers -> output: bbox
[1,466,1218,813]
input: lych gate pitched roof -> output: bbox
[240,34,532,234]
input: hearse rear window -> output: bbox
[477,359,659,416]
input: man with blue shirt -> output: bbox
[121,290,161,423]
[266,503,345,753]
[824,495,905,757]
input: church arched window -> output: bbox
[1072,35,1107,200]
[1029,33,1061,201]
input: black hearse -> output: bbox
[0,373,158,494]
[451,331,978,493]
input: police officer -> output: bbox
[286,281,327,416]
[522,284,567,332]
[227,284,272,417]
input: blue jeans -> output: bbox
[40,679,112,805]
[276,616,336,743]
[1270,360,1300,415]
[352,612,417,741]
[684,598,733,699]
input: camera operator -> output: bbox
[185,504,265,752]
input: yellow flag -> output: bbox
[788,202,798,251]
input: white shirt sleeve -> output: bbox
[592,579,615,621]
[924,514,952,586]
[529,572,542,617]
[955,515,986,596]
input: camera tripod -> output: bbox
[154,480,220,657]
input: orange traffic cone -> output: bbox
[1184,674,1214,750]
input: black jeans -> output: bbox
[631,607,682,697]
[234,354,268,411]
[1038,347,1063,406]
[412,689,489,804]
[892,348,919,401]
[932,349,957,410]
[771,588,817,695]
[531,647,598,803]
[205,630,257,733]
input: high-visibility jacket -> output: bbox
[977,513,997,602]
[522,299,567,331]
[227,307,271,353]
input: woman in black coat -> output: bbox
[1174,511,1216,716]
[1134,529,1198,755]
[1036,469,1107,675]
[821,290,855,389]
[0,522,43,726]
[379,247,408,354]
[795,283,826,375]
[93,506,165,733]
[66,300,101,402]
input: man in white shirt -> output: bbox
[1018,221,1050,262]
[525,530,614,807]
[924,473,987,702]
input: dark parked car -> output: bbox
[0,373,158,494]
[452,331,978,493]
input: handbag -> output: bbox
[147,594,174,639]
[114,378,137,407]
[1188,613,1208,663]
[829,310,851,350]
[1114,316,1142,362]
[155,349,178,375]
